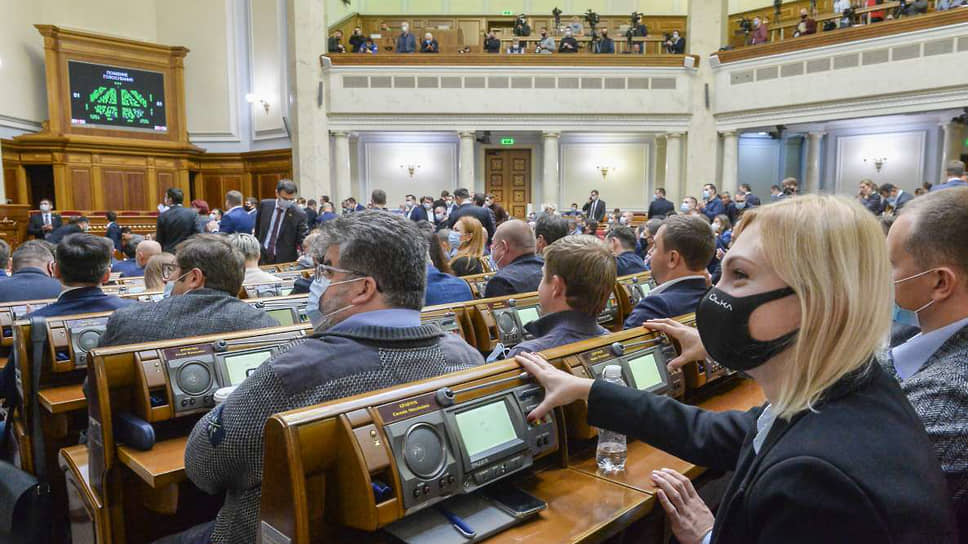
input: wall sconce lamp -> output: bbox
[864,156,888,173]
[400,163,422,178]
[245,93,270,115]
[596,165,616,181]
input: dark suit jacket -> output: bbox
[447,203,496,242]
[254,200,309,264]
[0,268,62,303]
[508,310,607,357]
[894,190,914,211]
[425,265,473,307]
[582,199,607,222]
[110,259,144,277]
[615,251,647,277]
[156,204,200,253]
[219,206,255,235]
[28,286,133,318]
[746,193,762,207]
[648,198,674,219]
[406,205,428,223]
[484,254,543,298]
[98,288,279,347]
[587,362,955,543]
[304,208,318,227]
[27,212,62,239]
[106,222,122,251]
[47,224,83,245]
[623,276,707,328]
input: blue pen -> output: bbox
[437,505,476,539]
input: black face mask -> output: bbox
[696,286,799,371]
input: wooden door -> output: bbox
[485,149,532,220]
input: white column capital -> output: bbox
[542,131,561,140]
[457,131,476,139]
[719,130,738,138]
[806,131,827,139]
[330,130,349,138]
[665,132,684,139]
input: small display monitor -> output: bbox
[517,306,541,327]
[456,400,518,459]
[222,349,274,386]
[278,287,294,296]
[627,351,665,392]
[266,308,296,326]
[68,60,167,131]
[638,282,652,297]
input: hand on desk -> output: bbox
[515,352,593,422]
[643,318,709,370]
[651,468,715,544]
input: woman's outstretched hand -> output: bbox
[515,351,594,422]
[652,468,716,544]
[644,318,709,370]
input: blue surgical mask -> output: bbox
[887,197,898,206]
[702,190,710,200]
[435,213,445,221]
[448,231,462,248]
[162,270,191,298]
[306,277,325,327]
[423,202,432,210]
[680,202,690,212]
[892,268,938,328]
[735,201,747,210]
[277,198,294,210]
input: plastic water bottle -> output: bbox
[596,365,628,473]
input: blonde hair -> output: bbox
[734,194,891,419]
[544,235,616,315]
[450,216,486,263]
[143,252,177,291]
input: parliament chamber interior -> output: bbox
[0,0,967,543]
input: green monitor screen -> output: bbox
[456,400,518,458]
[638,282,652,297]
[223,349,274,385]
[517,306,541,327]
[627,351,663,391]
[267,308,296,326]
[68,60,167,131]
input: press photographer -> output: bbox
[664,30,685,53]
[625,11,647,52]
[513,13,531,36]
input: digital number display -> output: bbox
[628,352,663,391]
[68,60,167,131]
[517,306,541,327]
[267,308,295,326]
[456,400,518,458]
[223,350,273,385]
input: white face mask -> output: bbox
[162,270,192,298]
[40,203,51,212]
[314,275,366,329]
[277,197,294,210]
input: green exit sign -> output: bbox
[500,137,515,145]
[501,9,513,15]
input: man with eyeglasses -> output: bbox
[97,234,279,348]
[254,179,309,265]
[176,211,484,544]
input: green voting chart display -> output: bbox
[68,60,167,131]
[628,352,663,391]
[456,400,518,458]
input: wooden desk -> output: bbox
[117,436,189,489]
[60,445,102,510]
[38,384,87,414]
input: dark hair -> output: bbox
[245,196,259,205]
[901,187,968,274]
[371,189,387,206]
[0,239,9,268]
[12,240,54,272]
[878,183,896,195]
[544,235,616,316]
[655,187,666,197]
[704,183,718,194]
[535,215,569,247]
[473,193,486,206]
[739,183,753,193]
[166,187,184,205]
[415,220,453,274]
[606,226,637,251]
[440,190,451,198]
[313,210,428,310]
[56,233,113,285]
[106,211,117,222]
[276,179,298,195]
[659,215,716,271]
[226,190,243,207]
[123,235,143,259]
[307,199,317,207]
[405,194,416,201]
[590,189,599,196]
[453,188,470,200]
[70,216,89,225]
[174,234,245,295]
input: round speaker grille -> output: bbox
[403,424,445,479]
[178,362,212,395]
[497,312,516,334]
[77,329,102,351]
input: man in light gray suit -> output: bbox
[880,187,968,537]
[98,234,279,347]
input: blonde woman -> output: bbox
[448,216,487,277]
[143,252,176,292]
[517,195,954,542]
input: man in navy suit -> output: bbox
[105,211,122,251]
[156,188,200,253]
[0,240,60,303]
[114,239,161,278]
[29,234,133,319]
[739,184,761,207]
[315,202,338,225]
[623,215,714,328]
[648,187,675,219]
[219,190,255,235]
[405,194,428,222]
[879,183,914,212]
[701,183,725,221]
[425,264,473,306]
[606,226,648,276]
[27,199,61,240]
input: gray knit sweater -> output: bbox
[185,322,484,543]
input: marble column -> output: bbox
[720,131,739,195]
[458,131,476,190]
[332,131,351,205]
[665,133,684,202]
[804,131,825,194]
[940,121,965,183]
[0,139,6,203]
[542,132,561,208]
[286,0,331,200]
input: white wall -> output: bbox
[737,135,781,199]
[358,135,459,206]
[831,131,928,194]
[560,140,652,210]
[329,0,687,16]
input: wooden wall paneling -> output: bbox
[3,166,19,203]
[102,170,126,211]
[125,171,148,210]
[69,168,93,210]
[203,175,222,205]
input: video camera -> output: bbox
[513,13,531,37]
[738,17,754,34]
[552,7,562,28]
[584,9,601,44]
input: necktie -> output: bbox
[44,214,50,226]
[267,208,284,257]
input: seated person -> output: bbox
[419,225,473,306]
[29,234,133,318]
[536,27,555,53]
[606,226,648,276]
[623,215,714,328]
[595,28,615,53]
[484,220,544,298]
[534,214,569,255]
[358,37,378,54]
[115,239,160,278]
[484,31,501,53]
[110,235,143,275]
[420,32,439,53]
[558,29,579,53]
[448,216,487,277]
[0,240,61,303]
[143,253,176,292]
[229,233,282,284]
[181,211,484,543]
[47,216,90,245]
[881,188,968,533]
[508,236,615,357]
[97,234,279,347]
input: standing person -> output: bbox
[878,183,913,214]
[932,161,968,192]
[648,187,675,219]
[404,194,427,222]
[48,216,91,245]
[446,188,496,243]
[396,23,417,53]
[304,199,318,226]
[750,16,769,44]
[105,211,122,252]
[517,195,956,543]
[156,188,199,253]
[857,179,884,215]
[348,27,366,52]
[739,184,761,207]
[191,199,214,233]
[244,197,259,216]
[254,179,309,264]
[595,28,615,53]
[701,183,725,221]
[315,202,338,225]
[582,189,607,222]
[219,190,255,235]
[27,199,61,240]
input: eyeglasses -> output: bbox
[314,263,366,281]
[160,263,178,281]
